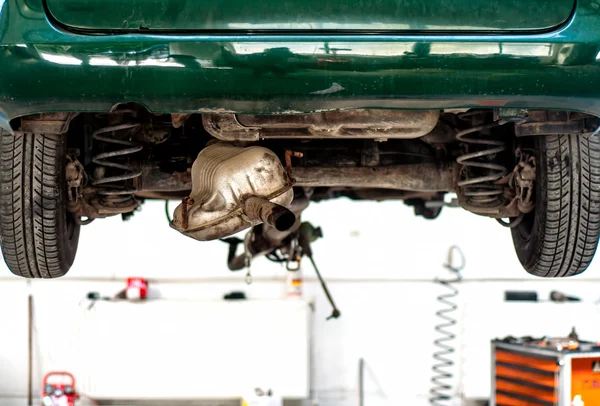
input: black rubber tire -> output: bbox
[0,131,80,278]
[512,134,600,277]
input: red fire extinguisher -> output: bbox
[41,372,79,406]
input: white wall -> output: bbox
[1,200,600,405]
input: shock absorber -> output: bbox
[456,114,509,213]
[91,123,143,212]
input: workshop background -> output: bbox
[0,199,599,406]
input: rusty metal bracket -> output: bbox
[511,149,536,214]
[65,152,84,203]
[284,150,304,181]
[514,110,600,136]
[180,197,194,230]
[65,152,97,225]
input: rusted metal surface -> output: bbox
[242,196,296,232]
[514,110,599,136]
[68,199,97,224]
[171,113,190,128]
[203,110,440,141]
[352,190,438,201]
[310,188,440,202]
[137,163,191,191]
[65,154,98,224]
[224,191,314,272]
[134,190,189,199]
[65,154,84,203]
[90,194,140,216]
[136,124,171,144]
[512,150,536,214]
[136,163,457,193]
[293,163,456,192]
[284,150,304,180]
[516,120,585,136]
[181,197,193,230]
[260,192,309,239]
[458,150,536,222]
[226,192,310,270]
[20,112,78,134]
[66,143,143,223]
[68,187,141,223]
[454,113,537,222]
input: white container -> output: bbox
[286,268,303,298]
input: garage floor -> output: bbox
[96,400,305,406]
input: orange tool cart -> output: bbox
[492,336,600,406]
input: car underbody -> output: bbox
[2,106,599,279]
[3,0,600,279]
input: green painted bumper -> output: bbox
[2,0,600,132]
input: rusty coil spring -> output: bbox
[91,123,143,203]
[456,120,508,209]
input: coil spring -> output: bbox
[456,119,508,209]
[91,123,143,205]
[430,246,465,406]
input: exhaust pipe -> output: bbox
[242,196,296,232]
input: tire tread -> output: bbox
[525,134,600,277]
[0,131,77,278]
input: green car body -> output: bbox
[1,0,600,131]
[3,0,600,281]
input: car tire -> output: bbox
[512,134,600,277]
[0,131,80,278]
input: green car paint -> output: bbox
[1,0,600,133]
[46,0,574,32]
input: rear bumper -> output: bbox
[2,0,600,130]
